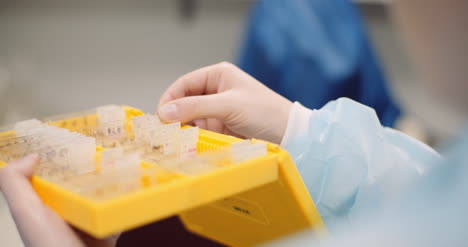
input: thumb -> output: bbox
[0,154,39,191]
[158,93,233,123]
[1,154,38,178]
[0,154,87,247]
[0,153,41,208]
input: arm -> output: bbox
[157,63,440,233]
[282,98,441,231]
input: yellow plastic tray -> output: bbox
[0,106,325,247]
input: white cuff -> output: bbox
[280,102,314,148]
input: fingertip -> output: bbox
[158,102,180,123]
[10,154,40,177]
[25,153,39,162]
[24,153,40,165]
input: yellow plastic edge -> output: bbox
[0,106,326,244]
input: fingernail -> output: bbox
[25,153,39,161]
[159,104,179,121]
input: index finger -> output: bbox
[158,62,230,107]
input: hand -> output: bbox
[158,62,293,144]
[0,154,119,247]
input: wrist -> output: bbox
[270,100,294,144]
[280,102,314,148]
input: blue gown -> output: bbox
[238,0,401,127]
[281,98,468,246]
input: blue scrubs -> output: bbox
[238,0,401,127]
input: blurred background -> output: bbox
[0,0,251,123]
[0,0,455,246]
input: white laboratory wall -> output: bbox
[0,0,251,124]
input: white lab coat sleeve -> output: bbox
[281,98,441,233]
